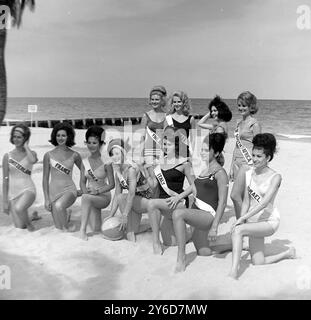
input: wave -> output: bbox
[277,133,311,139]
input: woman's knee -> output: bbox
[172,208,185,221]
[197,247,213,256]
[231,225,243,238]
[230,188,241,203]
[54,201,66,212]
[251,255,265,265]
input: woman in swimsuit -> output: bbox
[230,91,261,219]
[164,91,195,159]
[139,86,167,194]
[145,126,195,254]
[197,95,232,166]
[42,122,83,231]
[79,126,115,240]
[172,133,229,272]
[2,124,38,230]
[229,133,296,279]
[106,138,152,242]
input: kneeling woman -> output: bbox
[43,123,84,231]
[79,126,115,240]
[229,133,295,279]
[146,127,195,254]
[106,139,152,242]
[2,124,38,230]
[172,133,229,272]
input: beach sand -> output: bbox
[0,126,310,300]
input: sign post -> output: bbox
[28,105,38,127]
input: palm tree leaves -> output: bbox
[3,0,35,28]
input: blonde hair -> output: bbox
[237,91,258,115]
[167,91,192,116]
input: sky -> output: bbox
[5,0,311,99]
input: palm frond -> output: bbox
[3,0,35,28]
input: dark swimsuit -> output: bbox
[158,163,189,207]
[171,116,192,158]
[191,169,222,212]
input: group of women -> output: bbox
[1,86,296,279]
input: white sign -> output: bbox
[28,105,38,113]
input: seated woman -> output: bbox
[229,133,296,279]
[172,133,229,272]
[42,122,83,231]
[79,126,115,240]
[106,138,152,242]
[2,124,38,230]
[145,126,195,254]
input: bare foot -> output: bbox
[153,242,164,255]
[228,271,238,280]
[126,231,136,242]
[175,259,186,273]
[79,231,88,241]
[64,224,76,232]
[287,247,296,259]
[27,223,35,232]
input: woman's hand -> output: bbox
[45,200,52,212]
[208,227,217,242]
[231,216,246,233]
[119,215,128,231]
[166,195,181,209]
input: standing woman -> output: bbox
[172,133,229,272]
[165,91,195,159]
[197,95,232,165]
[43,122,83,231]
[106,138,153,242]
[2,124,38,230]
[79,126,115,241]
[139,85,167,192]
[146,127,195,254]
[230,91,261,219]
[229,134,295,279]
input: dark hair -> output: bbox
[85,126,105,146]
[162,126,184,158]
[203,133,226,155]
[208,95,232,122]
[252,133,277,161]
[49,122,76,147]
[10,123,31,144]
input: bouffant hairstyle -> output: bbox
[208,95,232,122]
[149,85,167,110]
[237,91,258,115]
[203,133,226,155]
[162,126,185,158]
[167,91,192,116]
[252,133,277,161]
[85,126,105,146]
[49,122,76,147]
[10,123,31,144]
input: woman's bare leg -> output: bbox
[52,192,76,231]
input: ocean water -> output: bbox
[5,97,311,139]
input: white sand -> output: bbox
[0,126,311,300]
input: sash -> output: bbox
[50,158,71,175]
[153,165,178,197]
[8,158,31,175]
[146,126,161,146]
[247,185,261,203]
[234,126,253,165]
[116,171,128,189]
[166,115,174,127]
[84,159,98,182]
[194,197,216,216]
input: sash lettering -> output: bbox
[8,158,31,175]
[247,186,261,203]
[146,126,161,146]
[50,158,71,175]
[234,127,253,165]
